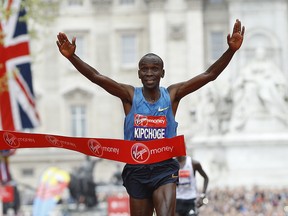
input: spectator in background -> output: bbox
[0,149,20,214]
[176,156,209,216]
[199,186,288,216]
[0,149,15,184]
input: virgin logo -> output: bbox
[3,132,20,148]
[131,143,150,163]
[134,114,148,126]
[46,136,63,147]
[88,139,103,157]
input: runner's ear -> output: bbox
[161,69,165,78]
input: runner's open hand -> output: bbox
[227,19,245,52]
[56,32,76,59]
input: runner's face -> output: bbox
[138,56,164,89]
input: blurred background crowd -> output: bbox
[200,187,288,216]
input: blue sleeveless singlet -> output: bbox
[124,87,178,141]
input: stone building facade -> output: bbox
[9,0,288,191]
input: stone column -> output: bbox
[186,0,204,77]
[183,0,205,139]
[145,0,167,59]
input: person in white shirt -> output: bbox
[176,156,209,216]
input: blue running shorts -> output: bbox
[122,158,179,199]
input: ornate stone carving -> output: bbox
[230,47,288,132]
[186,0,203,10]
[62,87,94,100]
[169,23,185,40]
[91,0,113,12]
[145,0,166,11]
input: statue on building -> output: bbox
[195,86,233,135]
[217,92,233,134]
[196,87,219,135]
[230,47,288,131]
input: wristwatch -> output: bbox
[200,193,209,205]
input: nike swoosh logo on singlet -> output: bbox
[158,106,169,112]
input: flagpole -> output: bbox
[0,185,2,216]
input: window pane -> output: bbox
[71,105,86,137]
[120,0,134,5]
[21,168,34,177]
[75,35,84,58]
[210,31,224,60]
[209,0,223,3]
[68,0,83,6]
[121,34,137,65]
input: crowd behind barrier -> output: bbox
[5,183,288,215]
[199,186,288,216]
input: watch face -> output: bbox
[202,197,209,205]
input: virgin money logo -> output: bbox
[3,132,20,148]
[134,114,148,126]
[46,136,63,147]
[131,143,150,163]
[88,139,103,157]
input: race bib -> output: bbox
[178,169,192,186]
[134,114,167,140]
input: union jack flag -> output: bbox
[0,0,40,131]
